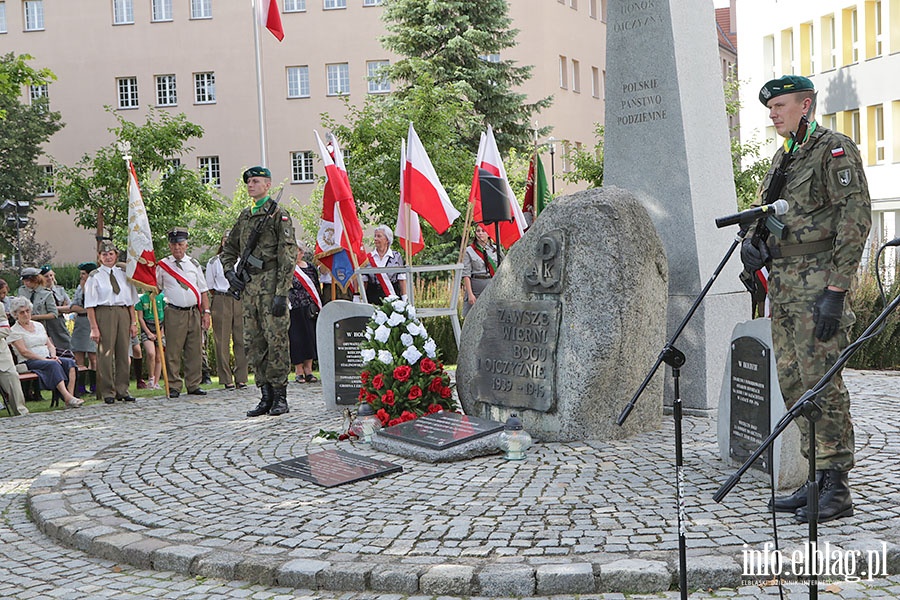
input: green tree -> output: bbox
[0,53,64,267]
[52,107,218,255]
[561,124,604,189]
[380,0,551,153]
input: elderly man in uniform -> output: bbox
[157,227,211,398]
[741,75,871,523]
[221,166,295,417]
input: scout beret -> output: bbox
[98,239,118,253]
[243,166,272,183]
[759,75,815,106]
[20,267,40,279]
[78,262,99,272]
[167,227,189,243]
[40,265,52,275]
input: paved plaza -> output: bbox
[1,369,899,599]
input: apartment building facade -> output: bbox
[0,0,607,263]
[736,0,900,269]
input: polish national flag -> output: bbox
[395,139,425,256]
[257,0,284,41]
[313,130,366,266]
[404,122,460,235]
[468,126,527,248]
[125,160,158,292]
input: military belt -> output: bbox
[245,259,279,274]
[768,235,835,259]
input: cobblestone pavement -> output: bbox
[2,370,899,599]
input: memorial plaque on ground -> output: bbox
[262,449,402,487]
[378,412,504,450]
[728,336,772,473]
[333,316,371,405]
[471,300,560,412]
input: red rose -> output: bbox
[388,418,403,427]
[419,357,436,374]
[376,408,390,425]
[427,403,443,414]
[358,388,366,400]
[401,410,417,422]
[440,386,453,399]
[393,365,412,382]
[361,371,370,384]
[408,385,423,400]
[428,376,443,393]
[366,392,378,403]
[372,374,384,390]
[382,390,395,406]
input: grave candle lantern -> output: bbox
[498,414,532,460]
[350,403,382,442]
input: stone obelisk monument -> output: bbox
[604,0,745,412]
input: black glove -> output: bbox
[225,270,245,293]
[272,295,288,317]
[740,238,770,272]
[813,289,845,342]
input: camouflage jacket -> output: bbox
[762,125,871,304]
[221,197,296,298]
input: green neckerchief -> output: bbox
[783,120,817,152]
[250,195,270,215]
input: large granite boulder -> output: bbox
[457,186,667,442]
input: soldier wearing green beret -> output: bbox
[222,166,296,417]
[742,75,871,523]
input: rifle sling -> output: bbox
[768,235,835,258]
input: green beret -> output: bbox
[78,262,99,272]
[243,166,272,183]
[40,264,52,275]
[759,75,815,106]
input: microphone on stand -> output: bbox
[715,199,789,228]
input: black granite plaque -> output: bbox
[262,449,402,487]
[472,300,559,412]
[378,412,504,450]
[729,336,771,473]
[333,316,370,405]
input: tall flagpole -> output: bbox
[251,0,268,166]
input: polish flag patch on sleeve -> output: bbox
[831,147,845,158]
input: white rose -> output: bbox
[385,294,399,302]
[391,299,408,314]
[407,305,417,318]
[423,338,437,358]
[402,345,423,365]
[378,349,394,364]
[401,333,414,346]
[361,348,376,363]
[365,327,374,341]
[417,322,429,338]
[387,311,405,327]
[373,310,388,325]
[374,325,391,343]
[406,322,420,336]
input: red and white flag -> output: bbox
[257,0,284,41]
[404,122,460,235]
[395,138,425,256]
[313,130,367,266]
[293,265,323,309]
[125,160,158,292]
[468,125,527,248]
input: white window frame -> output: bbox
[324,0,346,9]
[194,72,216,104]
[326,63,349,96]
[284,0,305,12]
[155,74,177,106]
[571,59,580,93]
[874,104,885,163]
[851,7,859,63]
[0,2,7,34]
[291,151,315,183]
[39,165,54,196]
[117,76,139,109]
[589,0,596,19]
[875,0,884,57]
[152,0,173,22]
[113,0,134,24]
[286,66,310,98]
[190,0,212,19]
[366,60,390,94]
[29,83,48,102]
[559,56,568,89]
[591,66,600,98]
[363,0,382,5]
[24,0,44,31]
[199,156,220,186]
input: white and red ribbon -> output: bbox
[293,266,323,309]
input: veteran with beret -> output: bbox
[741,75,871,523]
[84,240,139,404]
[222,166,296,417]
[156,227,210,398]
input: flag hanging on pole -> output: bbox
[404,122,460,235]
[522,152,551,221]
[468,125,527,248]
[257,0,284,41]
[395,138,425,256]
[124,160,158,292]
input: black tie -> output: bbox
[109,271,121,295]
[30,290,35,303]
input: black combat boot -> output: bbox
[769,471,825,512]
[246,384,274,417]
[796,469,853,523]
[268,386,289,416]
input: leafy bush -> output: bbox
[847,271,900,370]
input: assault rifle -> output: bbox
[227,189,284,300]
[739,115,809,309]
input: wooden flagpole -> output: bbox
[150,292,170,398]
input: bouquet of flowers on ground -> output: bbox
[358,295,457,427]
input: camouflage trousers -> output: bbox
[242,270,290,387]
[770,300,856,472]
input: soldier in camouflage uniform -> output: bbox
[742,75,871,523]
[221,166,296,417]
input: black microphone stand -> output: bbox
[618,227,750,600]
[713,285,900,599]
